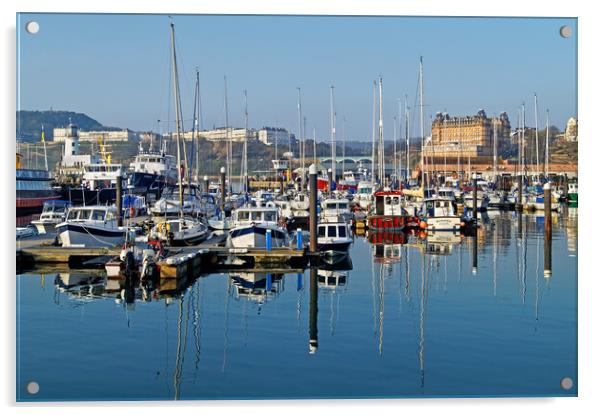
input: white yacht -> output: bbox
[354,181,374,210]
[56,205,125,247]
[150,184,202,216]
[421,198,462,232]
[82,162,125,190]
[227,207,289,248]
[320,197,352,223]
[290,192,310,211]
[317,221,353,255]
[31,200,70,234]
[150,217,208,246]
[128,143,178,193]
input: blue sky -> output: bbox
[17,13,577,141]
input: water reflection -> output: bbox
[17,210,577,400]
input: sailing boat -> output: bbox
[151,21,208,246]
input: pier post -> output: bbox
[297,272,303,291]
[472,235,478,275]
[544,182,552,277]
[309,267,318,354]
[517,174,523,212]
[266,273,273,291]
[544,182,552,240]
[203,175,209,193]
[266,229,272,251]
[309,164,318,253]
[220,167,226,212]
[296,228,303,250]
[328,168,333,194]
[116,176,123,227]
[472,173,478,220]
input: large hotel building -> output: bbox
[430,110,511,160]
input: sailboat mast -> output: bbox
[330,85,336,186]
[342,116,346,177]
[224,76,231,195]
[521,102,526,179]
[169,21,184,217]
[194,69,201,182]
[405,95,410,183]
[534,93,540,179]
[243,89,249,194]
[313,126,317,162]
[493,114,498,181]
[371,81,377,185]
[297,87,304,187]
[545,109,550,179]
[303,116,307,166]
[393,116,397,186]
[190,68,200,184]
[419,57,425,189]
[398,98,402,182]
[378,76,384,185]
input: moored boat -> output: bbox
[367,190,408,230]
[56,205,125,247]
[227,207,289,248]
[31,200,71,234]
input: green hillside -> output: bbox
[16,110,120,142]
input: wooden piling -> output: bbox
[544,182,552,276]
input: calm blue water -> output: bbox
[16,209,578,401]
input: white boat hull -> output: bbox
[31,220,60,235]
[426,216,462,232]
[57,223,125,248]
[228,225,288,249]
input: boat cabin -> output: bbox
[65,206,118,222]
[318,222,349,239]
[233,207,279,226]
[322,198,349,212]
[41,200,70,217]
[373,191,403,216]
[423,198,456,217]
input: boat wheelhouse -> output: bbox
[151,217,208,246]
[31,200,71,234]
[321,198,352,223]
[56,205,125,247]
[421,197,462,232]
[128,146,177,193]
[150,184,202,216]
[227,207,289,249]
[367,190,407,230]
[317,221,353,255]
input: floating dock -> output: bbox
[17,237,309,279]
